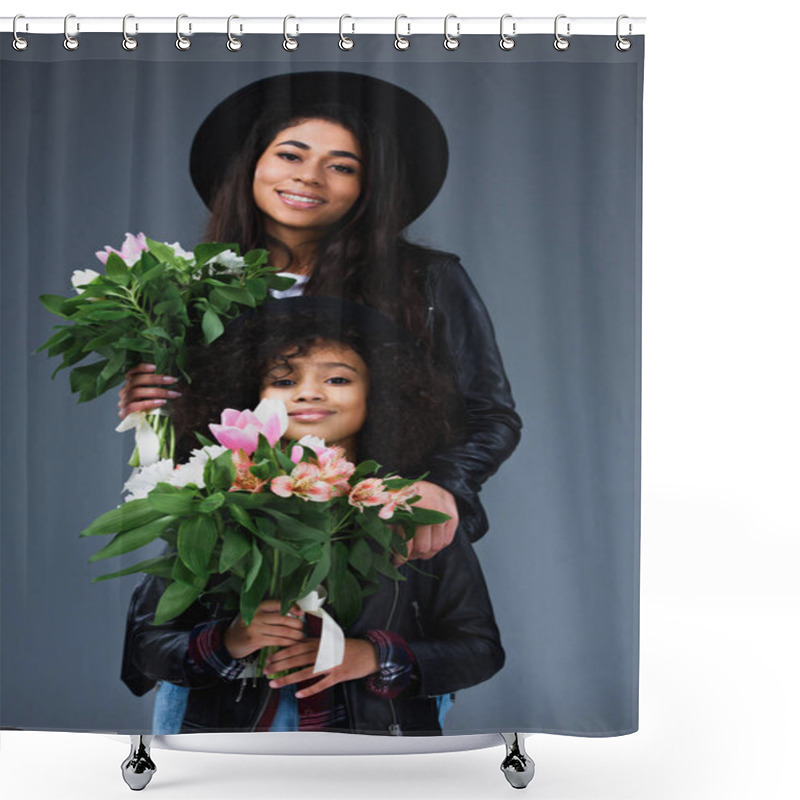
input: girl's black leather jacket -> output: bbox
[122,530,505,735]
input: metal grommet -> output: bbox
[443,14,460,51]
[12,15,29,51]
[176,14,191,50]
[553,14,570,51]
[615,15,632,51]
[122,14,138,51]
[499,14,515,51]
[394,15,410,50]
[283,15,299,51]
[63,13,79,51]
[339,15,355,50]
[227,15,242,51]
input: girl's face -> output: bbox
[259,340,369,458]
[253,119,363,244]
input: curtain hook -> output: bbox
[499,14,516,51]
[339,15,355,50]
[176,14,191,50]
[63,13,79,51]
[553,14,570,51]
[394,15,410,50]
[12,14,29,51]
[616,15,632,51]
[444,14,460,51]
[283,15,299,51]
[122,14,138,51]
[227,15,242,51]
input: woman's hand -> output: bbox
[223,600,306,660]
[117,362,181,419]
[399,480,459,562]
[265,637,379,699]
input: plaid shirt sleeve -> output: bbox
[363,629,420,699]
[186,619,246,683]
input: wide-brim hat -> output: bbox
[190,71,448,227]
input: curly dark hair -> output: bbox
[170,308,464,476]
[203,103,434,346]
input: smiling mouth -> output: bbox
[277,191,326,208]
[289,409,334,421]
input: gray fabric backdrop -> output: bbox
[0,33,643,735]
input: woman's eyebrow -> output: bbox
[276,140,362,163]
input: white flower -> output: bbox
[165,241,194,260]
[173,445,228,489]
[71,269,101,293]
[208,249,246,274]
[115,411,162,467]
[123,459,176,502]
[298,435,328,454]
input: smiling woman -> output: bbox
[252,119,364,265]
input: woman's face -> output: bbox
[253,119,363,244]
[259,340,368,458]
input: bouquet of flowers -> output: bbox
[80,399,449,673]
[38,233,294,465]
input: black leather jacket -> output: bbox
[122,529,504,735]
[420,251,522,541]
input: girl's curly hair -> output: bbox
[170,308,464,476]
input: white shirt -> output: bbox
[269,271,309,299]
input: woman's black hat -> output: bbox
[190,71,449,227]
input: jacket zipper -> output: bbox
[386,580,402,736]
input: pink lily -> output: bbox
[95,232,149,267]
[209,399,288,455]
[348,478,389,511]
[379,484,421,520]
[271,462,333,503]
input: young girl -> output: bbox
[119,71,522,558]
[122,298,504,735]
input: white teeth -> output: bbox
[280,192,323,204]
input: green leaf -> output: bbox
[219,525,251,572]
[145,238,180,263]
[40,294,70,318]
[104,252,132,285]
[81,499,165,536]
[195,243,239,265]
[329,570,364,629]
[243,248,269,266]
[148,490,197,516]
[302,542,331,595]
[88,515,177,562]
[348,538,374,578]
[241,546,272,625]
[244,541,264,593]
[213,285,256,307]
[407,507,452,525]
[229,503,256,533]
[371,551,406,582]
[177,516,218,577]
[171,554,207,589]
[199,492,226,514]
[69,360,107,402]
[92,553,176,582]
[205,449,234,490]
[153,581,201,624]
[352,460,381,480]
[264,509,328,541]
[99,349,127,383]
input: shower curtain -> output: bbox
[0,31,643,739]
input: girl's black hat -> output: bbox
[190,71,449,226]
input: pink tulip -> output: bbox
[290,445,304,464]
[348,478,389,511]
[379,484,421,520]
[209,399,288,455]
[271,462,333,503]
[95,232,149,267]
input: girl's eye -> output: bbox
[277,152,301,162]
[327,376,351,385]
[270,379,295,387]
[330,164,356,175]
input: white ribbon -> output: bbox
[297,586,345,673]
[115,410,161,467]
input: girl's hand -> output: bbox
[265,638,379,699]
[117,362,181,419]
[223,600,306,660]
[398,480,459,562]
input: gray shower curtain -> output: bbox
[1,32,643,736]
